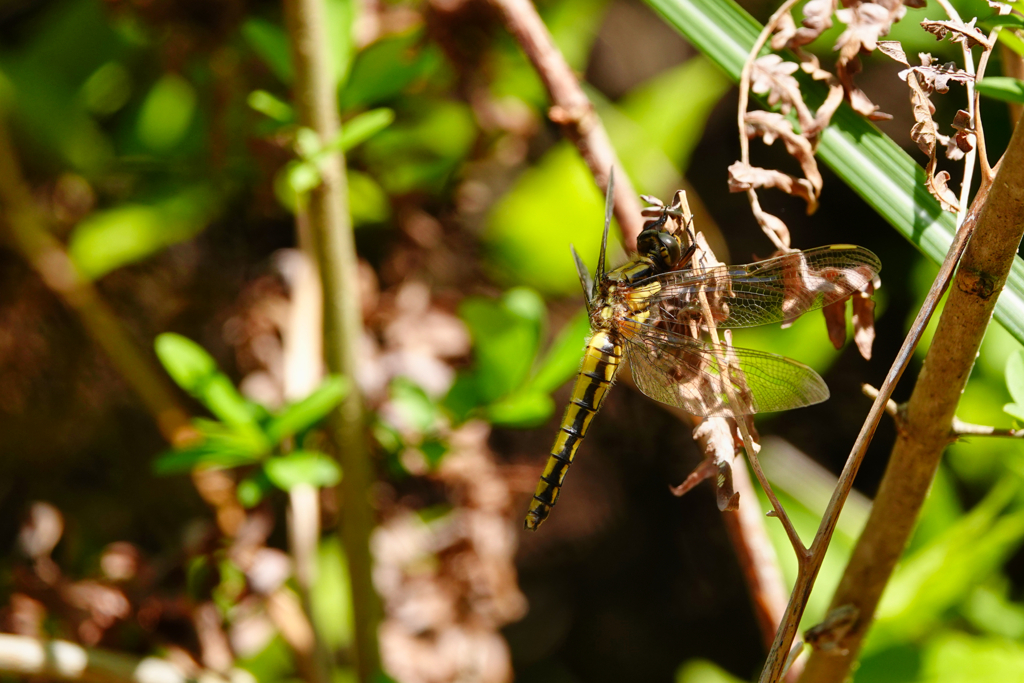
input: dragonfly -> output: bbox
[524,181,881,531]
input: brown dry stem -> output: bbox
[798,118,1020,682]
[0,115,192,445]
[283,0,381,680]
[486,0,644,248]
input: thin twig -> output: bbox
[0,633,234,683]
[932,0,979,224]
[951,418,1024,438]
[975,28,1003,182]
[771,140,996,683]
[283,0,381,680]
[724,447,794,661]
[798,117,1019,681]
[486,0,645,249]
[0,115,192,445]
[861,383,900,420]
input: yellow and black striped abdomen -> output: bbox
[525,330,622,530]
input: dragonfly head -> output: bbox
[637,225,685,271]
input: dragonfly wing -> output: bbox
[571,244,595,310]
[634,245,881,329]
[621,322,829,417]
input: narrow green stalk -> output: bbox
[283,1,382,681]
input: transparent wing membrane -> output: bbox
[632,245,881,330]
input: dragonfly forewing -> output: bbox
[633,245,881,330]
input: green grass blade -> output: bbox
[644,0,1024,345]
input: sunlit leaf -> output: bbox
[153,442,262,474]
[870,479,1024,647]
[236,472,272,508]
[459,287,546,402]
[1005,350,1024,407]
[349,170,391,225]
[486,390,555,427]
[977,77,1024,103]
[312,538,354,650]
[154,334,264,437]
[264,375,349,445]
[921,631,1024,680]
[389,378,439,433]
[68,188,216,279]
[264,450,342,490]
[485,146,609,294]
[136,74,196,152]
[527,308,590,395]
[335,108,395,151]
[247,89,294,122]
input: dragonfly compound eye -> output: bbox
[638,229,683,270]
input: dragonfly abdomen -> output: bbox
[525,330,622,530]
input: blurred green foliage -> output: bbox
[6,0,1024,680]
[154,333,347,500]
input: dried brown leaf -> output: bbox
[921,18,991,49]
[928,167,961,212]
[752,55,817,130]
[744,111,823,193]
[835,1,904,58]
[815,81,846,131]
[899,55,973,94]
[772,0,837,49]
[877,39,909,65]
[837,54,892,119]
[728,161,819,213]
[989,0,1013,15]
[852,293,876,360]
[822,299,848,349]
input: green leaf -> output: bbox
[921,631,1024,680]
[136,74,196,152]
[264,375,349,444]
[264,451,342,490]
[486,390,556,427]
[335,108,395,152]
[420,438,448,468]
[870,478,1024,647]
[983,13,1024,29]
[527,308,590,395]
[68,188,216,279]
[236,473,272,508]
[615,56,731,188]
[1006,350,1024,407]
[154,334,263,436]
[340,31,441,109]
[241,18,293,84]
[643,0,1024,348]
[389,378,439,434]
[997,25,1024,57]
[153,442,262,475]
[312,538,353,650]
[976,77,1024,104]
[349,170,391,225]
[485,146,609,295]
[459,288,546,403]
[247,89,293,122]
